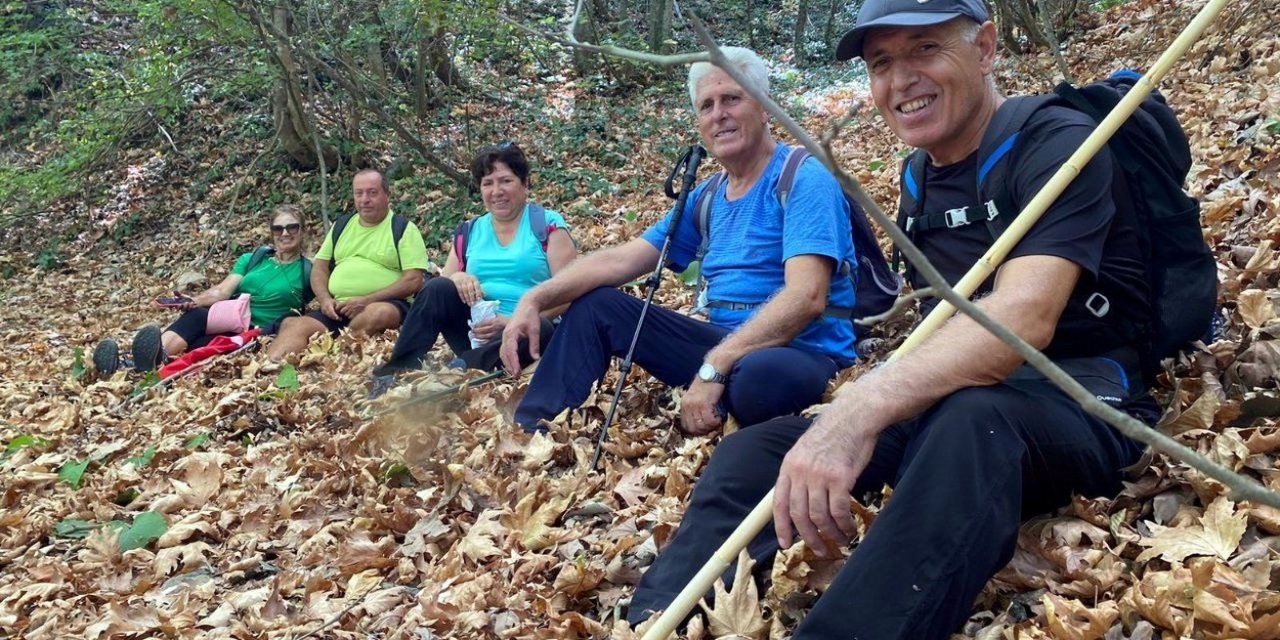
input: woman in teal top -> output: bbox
[93,205,313,374]
[373,142,576,379]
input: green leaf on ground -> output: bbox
[126,446,156,468]
[117,511,167,551]
[184,432,210,450]
[58,459,90,488]
[382,462,414,486]
[4,434,53,456]
[53,518,99,540]
[131,370,161,397]
[275,363,299,391]
[71,347,86,380]
[868,160,885,171]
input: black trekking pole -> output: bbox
[589,144,706,470]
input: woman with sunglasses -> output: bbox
[93,204,313,374]
[370,142,576,394]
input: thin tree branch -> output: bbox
[519,11,1280,508]
[856,287,933,326]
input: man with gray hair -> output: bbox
[501,47,858,434]
[629,0,1158,637]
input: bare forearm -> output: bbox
[837,293,1056,429]
[704,288,823,371]
[525,241,655,310]
[311,261,333,303]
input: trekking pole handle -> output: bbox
[649,145,705,290]
[664,144,706,200]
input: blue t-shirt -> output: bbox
[464,204,569,316]
[642,145,857,362]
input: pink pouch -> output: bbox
[206,293,252,334]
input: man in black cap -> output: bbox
[628,0,1156,637]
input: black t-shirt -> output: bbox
[909,104,1150,360]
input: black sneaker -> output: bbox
[131,325,164,372]
[369,374,398,400]
[92,339,120,377]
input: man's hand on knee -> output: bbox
[774,407,878,558]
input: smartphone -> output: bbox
[154,296,193,308]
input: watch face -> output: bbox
[698,363,715,381]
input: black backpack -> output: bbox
[897,70,1216,375]
[329,212,411,269]
[690,146,902,330]
[245,246,314,306]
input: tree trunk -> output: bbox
[427,25,464,89]
[571,0,597,77]
[824,0,839,56]
[794,0,809,64]
[646,0,673,54]
[269,3,319,169]
[414,35,432,117]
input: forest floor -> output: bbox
[3,0,1280,638]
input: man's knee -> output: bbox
[351,303,403,333]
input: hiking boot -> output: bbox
[369,374,398,400]
[92,339,120,377]
[131,325,164,372]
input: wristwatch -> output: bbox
[697,362,728,384]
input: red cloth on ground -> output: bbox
[159,328,261,379]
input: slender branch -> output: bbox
[524,10,1280,508]
[856,287,933,326]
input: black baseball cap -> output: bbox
[836,0,990,61]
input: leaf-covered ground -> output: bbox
[3,1,1280,638]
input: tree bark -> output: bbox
[646,0,673,54]
[268,2,321,169]
[794,0,809,63]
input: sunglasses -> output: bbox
[271,223,302,235]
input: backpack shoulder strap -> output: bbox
[453,219,474,272]
[976,95,1055,238]
[390,214,409,270]
[693,172,727,262]
[301,257,314,304]
[329,213,355,265]
[775,145,811,208]
[246,246,274,272]
[527,203,549,247]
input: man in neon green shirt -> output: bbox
[267,169,429,360]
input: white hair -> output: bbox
[687,47,771,108]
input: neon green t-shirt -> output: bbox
[315,212,430,301]
[231,252,308,327]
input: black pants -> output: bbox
[629,358,1153,639]
[376,277,551,376]
[513,287,844,432]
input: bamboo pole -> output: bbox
[641,0,1232,637]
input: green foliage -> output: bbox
[117,511,168,550]
[184,432,211,450]
[126,447,157,468]
[4,434,54,457]
[58,459,90,488]
[53,518,98,540]
[1266,119,1280,135]
[131,370,161,397]
[53,511,168,550]
[275,363,299,391]
[71,347,87,380]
